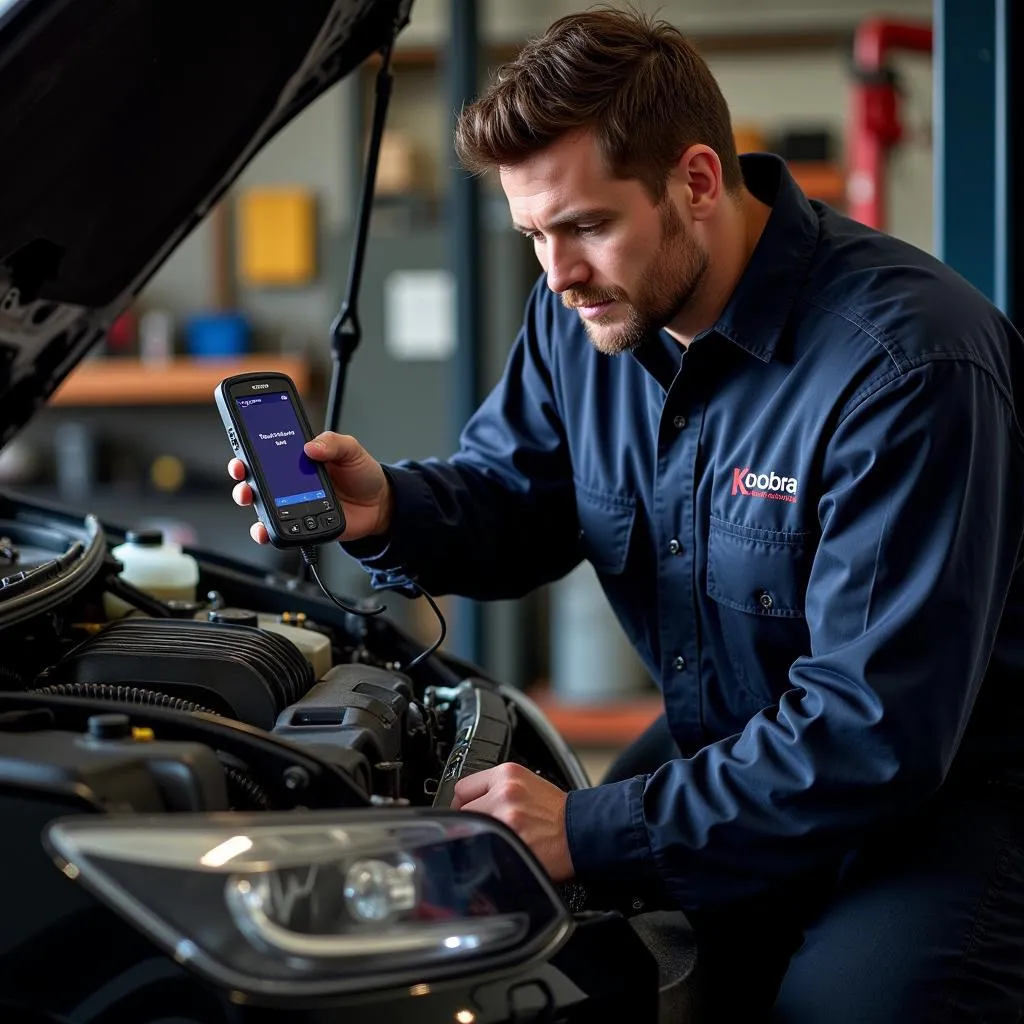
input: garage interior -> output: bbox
[1,0,1022,1020]
[3,0,1010,781]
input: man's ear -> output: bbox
[671,144,723,222]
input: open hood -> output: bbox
[0,0,413,448]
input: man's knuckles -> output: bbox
[494,762,530,783]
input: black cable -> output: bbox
[393,582,447,671]
[300,544,446,672]
[300,545,386,616]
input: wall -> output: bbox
[141,0,938,353]
[390,0,936,250]
[113,0,939,685]
[141,0,937,347]
[141,79,360,349]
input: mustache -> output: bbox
[561,289,625,309]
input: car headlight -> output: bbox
[45,810,571,1000]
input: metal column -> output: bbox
[934,0,1018,320]
[446,0,486,666]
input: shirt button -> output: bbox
[668,538,682,555]
[673,414,687,429]
[674,656,686,671]
[758,591,774,610]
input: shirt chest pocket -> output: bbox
[706,515,812,704]
[707,515,810,616]
[575,484,636,575]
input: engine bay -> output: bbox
[0,492,585,819]
[0,497,656,1023]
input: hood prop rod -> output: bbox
[324,39,396,436]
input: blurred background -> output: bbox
[0,0,944,778]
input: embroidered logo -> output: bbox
[731,466,798,504]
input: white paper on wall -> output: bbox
[384,269,456,361]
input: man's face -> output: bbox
[500,131,708,355]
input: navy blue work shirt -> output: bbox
[347,154,1024,910]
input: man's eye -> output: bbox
[575,223,602,236]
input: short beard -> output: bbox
[563,201,709,356]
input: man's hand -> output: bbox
[452,762,575,883]
[228,431,392,545]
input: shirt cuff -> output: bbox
[339,464,433,573]
[565,776,661,893]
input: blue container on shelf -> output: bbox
[185,312,250,358]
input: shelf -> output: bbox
[529,688,663,747]
[50,355,311,407]
[789,161,846,204]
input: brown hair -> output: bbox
[454,5,744,201]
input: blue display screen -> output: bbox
[235,392,325,507]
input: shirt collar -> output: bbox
[632,152,820,380]
[707,153,820,362]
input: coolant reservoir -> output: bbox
[201,607,332,680]
[104,529,200,618]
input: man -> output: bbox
[229,8,1024,1020]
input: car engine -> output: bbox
[0,494,584,820]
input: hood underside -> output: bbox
[0,0,411,447]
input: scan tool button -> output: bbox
[279,508,293,519]
[319,511,339,531]
[303,516,319,531]
[288,522,302,535]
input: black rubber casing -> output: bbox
[215,371,346,548]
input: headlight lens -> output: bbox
[45,810,570,999]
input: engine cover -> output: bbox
[33,618,314,730]
[272,662,413,767]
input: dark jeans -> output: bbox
[603,715,1024,1023]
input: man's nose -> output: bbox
[544,241,588,294]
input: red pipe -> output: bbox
[846,18,932,230]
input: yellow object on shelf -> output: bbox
[238,186,317,286]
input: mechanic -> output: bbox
[228,8,1024,1021]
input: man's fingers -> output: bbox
[452,767,500,809]
[226,457,266,546]
[457,794,499,819]
[232,481,253,507]
[304,431,360,464]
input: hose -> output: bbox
[31,682,219,715]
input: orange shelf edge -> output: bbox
[530,688,663,747]
[789,161,846,203]
[50,355,312,407]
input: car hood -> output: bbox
[0,0,412,448]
